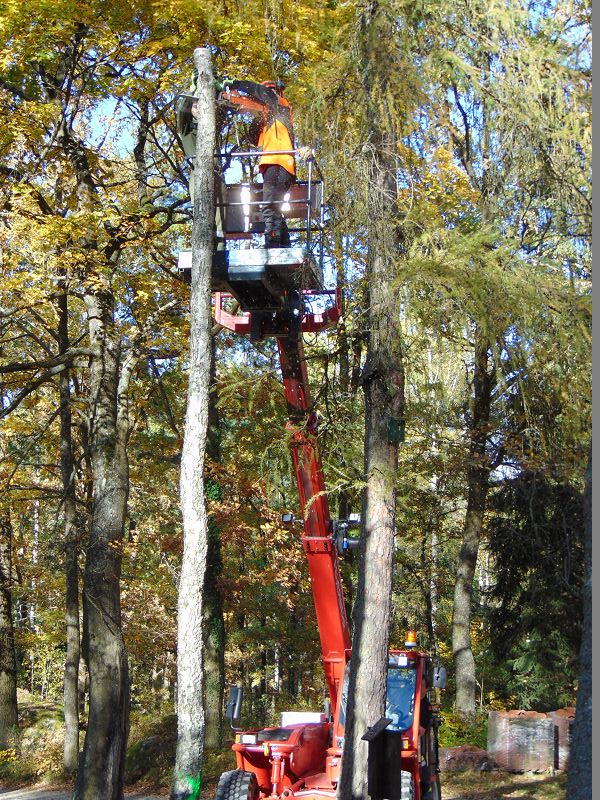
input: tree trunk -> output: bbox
[171,47,215,800]
[203,518,225,749]
[428,384,441,657]
[338,6,404,793]
[50,36,135,794]
[73,287,132,800]
[567,443,592,799]
[0,512,18,750]
[445,40,501,717]
[58,286,80,772]
[451,334,494,715]
[339,249,403,799]
[203,339,225,750]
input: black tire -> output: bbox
[215,769,259,800]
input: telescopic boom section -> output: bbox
[277,336,351,712]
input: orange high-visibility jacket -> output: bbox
[226,81,296,177]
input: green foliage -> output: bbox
[0,752,36,784]
[487,472,583,709]
[205,476,223,502]
[203,748,239,784]
[0,697,65,784]
[503,633,578,712]
[0,748,20,781]
[438,709,488,749]
[125,711,177,786]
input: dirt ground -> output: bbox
[0,771,567,800]
[441,770,566,800]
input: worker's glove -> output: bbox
[297,146,315,160]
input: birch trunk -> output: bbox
[171,47,215,800]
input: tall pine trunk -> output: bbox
[171,47,215,800]
[448,49,498,713]
[338,5,404,796]
[0,511,18,750]
[74,287,132,800]
[57,286,80,772]
[451,334,494,714]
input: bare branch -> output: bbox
[0,347,92,375]
[0,364,67,418]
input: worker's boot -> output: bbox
[280,220,291,247]
[268,218,285,248]
[265,230,279,249]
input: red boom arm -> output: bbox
[277,336,351,712]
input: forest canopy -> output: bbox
[0,0,591,795]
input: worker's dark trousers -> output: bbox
[261,165,294,246]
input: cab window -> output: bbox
[385,666,417,732]
[338,663,417,733]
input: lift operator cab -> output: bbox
[176,86,445,800]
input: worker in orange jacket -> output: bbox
[222,79,300,248]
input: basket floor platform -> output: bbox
[178,246,322,312]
